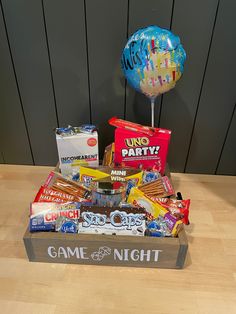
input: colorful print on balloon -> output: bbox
[121,25,186,100]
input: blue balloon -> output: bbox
[121,25,186,100]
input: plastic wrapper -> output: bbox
[138,176,174,198]
[44,171,91,200]
[29,202,80,232]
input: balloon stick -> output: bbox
[151,98,155,127]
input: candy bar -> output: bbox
[79,205,146,236]
[155,198,190,225]
[30,202,81,232]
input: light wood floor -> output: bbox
[0,165,236,314]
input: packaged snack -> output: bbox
[138,176,174,198]
[155,198,190,225]
[145,217,172,237]
[91,181,126,207]
[44,171,91,200]
[102,143,115,166]
[29,202,80,232]
[79,166,143,187]
[142,169,161,183]
[127,187,181,236]
[79,205,146,236]
[127,187,167,218]
[109,117,171,174]
[55,216,78,233]
[55,125,99,176]
[34,186,75,203]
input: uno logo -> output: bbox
[87,138,97,147]
[125,137,149,147]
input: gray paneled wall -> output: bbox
[0,0,235,175]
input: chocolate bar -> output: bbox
[79,205,146,236]
[29,202,81,232]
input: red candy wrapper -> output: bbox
[155,198,190,225]
[34,186,89,203]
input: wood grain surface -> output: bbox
[0,165,236,313]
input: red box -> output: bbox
[114,127,171,175]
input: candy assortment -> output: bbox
[28,118,190,238]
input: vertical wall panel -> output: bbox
[43,0,90,126]
[0,152,4,163]
[160,0,218,172]
[2,0,58,165]
[85,0,128,155]
[186,0,236,174]
[126,0,173,125]
[216,106,236,175]
[0,5,33,165]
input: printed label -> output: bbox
[47,245,163,263]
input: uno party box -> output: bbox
[109,118,171,175]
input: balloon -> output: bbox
[121,25,186,100]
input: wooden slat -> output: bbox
[186,0,236,173]
[126,0,173,125]
[160,0,219,172]
[85,0,128,155]
[1,0,58,166]
[216,105,236,175]
[0,5,33,165]
[43,0,90,126]
[23,228,184,269]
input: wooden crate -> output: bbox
[23,227,188,269]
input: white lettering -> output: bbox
[114,249,123,260]
[148,146,156,155]
[48,246,57,258]
[58,247,67,258]
[79,247,89,259]
[130,249,140,261]
[140,249,151,261]
[124,249,130,261]
[152,250,162,261]
[67,247,80,258]
[121,149,128,157]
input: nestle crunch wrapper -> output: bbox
[109,117,171,175]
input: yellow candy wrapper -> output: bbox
[127,187,182,236]
[79,166,143,188]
